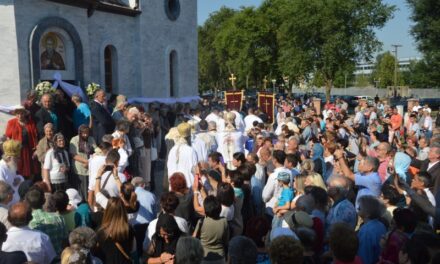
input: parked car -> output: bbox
[354,96,374,106]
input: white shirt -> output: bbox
[117,148,129,174]
[192,133,212,162]
[0,160,23,206]
[43,149,70,184]
[205,112,220,124]
[232,110,245,132]
[99,171,126,197]
[167,143,198,188]
[88,155,106,192]
[220,205,235,221]
[244,114,263,132]
[0,204,11,230]
[143,215,189,250]
[2,226,56,264]
[412,105,422,112]
[112,131,133,157]
[262,167,292,215]
[424,116,433,131]
[417,147,430,161]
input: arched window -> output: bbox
[104,45,118,94]
[169,50,178,97]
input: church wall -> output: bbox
[0,0,198,131]
[87,11,141,97]
[13,0,92,97]
[138,0,198,98]
[0,1,25,133]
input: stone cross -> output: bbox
[229,73,237,90]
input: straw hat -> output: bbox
[177,122,191,138]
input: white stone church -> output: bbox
[0,0,197,128]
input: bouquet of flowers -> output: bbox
[86,82,101,100]
[34,81,56,98]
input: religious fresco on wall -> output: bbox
[40,32,66,70]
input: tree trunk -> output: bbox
[325,79,332,103]
[246,74,250,90]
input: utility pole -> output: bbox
[391,44,402,93]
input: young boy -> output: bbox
[272,171,294,228]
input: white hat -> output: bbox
[66,188,82,209]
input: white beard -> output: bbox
[6,160,17,173]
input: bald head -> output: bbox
[328,176,349,188]
[8,202,32,227]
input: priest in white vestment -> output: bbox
[215,112,247,170]
[0,140,24,206]
[167,122,198,188]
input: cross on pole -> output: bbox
[229,73,237,90]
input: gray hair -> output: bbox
[358,195,385,220]
[228,236,258,264]
[175,237,204,264]
[131,177,145,188]
[0,181,13,203]
[43,122,54,130]
[364,156,379,171]
[288,136,300,143]
[328,176,349,196]
[69,227,98,249]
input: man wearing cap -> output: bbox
[167,122,198,188]
[0,140,24,205]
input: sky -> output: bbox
[198,0,420,59]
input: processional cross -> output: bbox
[229,73,237,90]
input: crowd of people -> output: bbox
[0,88,440,264]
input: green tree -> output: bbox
[198,7,236,92]
[371,52,398,88]
[407,0,440,87]
[213,7,277,90]
[274,0,394,100]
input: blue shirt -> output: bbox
[358,219,387,264]
[278,187,294,207]
[73,102,91,130]
[49,111,58,131]
[354,172,382,210]
[134,187,157,225]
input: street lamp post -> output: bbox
[271,79,276,93]
[392,44,402,93]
